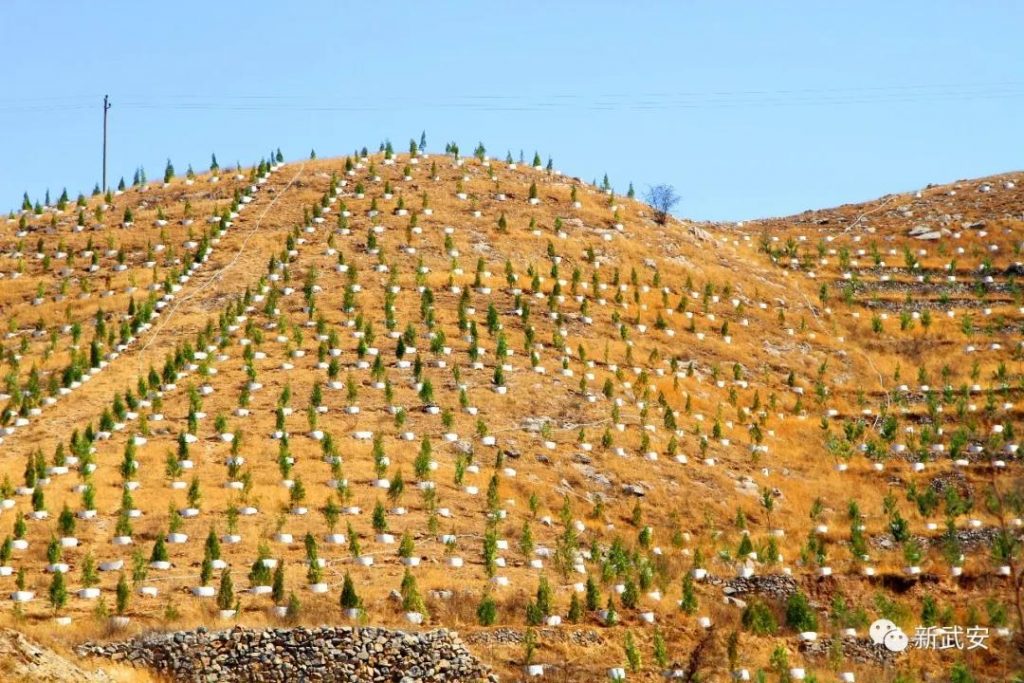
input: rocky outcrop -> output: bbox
[0,629,110,683]
[76,625,496,683]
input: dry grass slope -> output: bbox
[0,150,1021,682]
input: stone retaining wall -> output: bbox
[76,625,497,683]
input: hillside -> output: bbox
[0,147,1021,682]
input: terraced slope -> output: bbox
[0,152,1021,681]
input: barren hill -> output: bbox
[0,147,1021,681]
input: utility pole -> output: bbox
[102,95,111,193]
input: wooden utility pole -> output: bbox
[102,95,111,192]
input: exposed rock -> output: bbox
[688,225,712,241]
[520,416,551,433]
[573,462,611,488]
[906,224,948,240]
[621,483,646,497]
[571,453,592,465]
[0,629,110,683]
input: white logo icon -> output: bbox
[870,619,909,652]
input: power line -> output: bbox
[1,82,1023,113]
[1,80,1022,102]
[110,90,1024,112]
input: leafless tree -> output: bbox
[644,184,680,225]
[987,470,1024,632]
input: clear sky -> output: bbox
[2,1,1022,221]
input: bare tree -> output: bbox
[987,470,1024,632]
[643,184,680,225]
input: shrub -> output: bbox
[47,537,61,564]
[873,592,911,626]
[950,661,976,683]
[519,521,534,557]
[680,573,698,614]
[523,627,537,664]
[621,578,639,609]
[286,592,301,621]
[921,595,938,626]
[400,570,425,614]
[525,601,543,626]
[200,557,214,586]
[340,573,360,610]
[604,596,618,626]
[81,552,99,587]
[585,576,601,611]
[150,535,169,563]
[116,574,130,615]
[742,600,779,635]
[372,500,388,533]
[624,631,641,673]
[567,593,583,623]
[769,645,789,677]
[272,562,286,603]
[653,629,668,667]
[535,576,552,615]
[48,571,67,611]
[216,570,235,611]
[476,594,497,626]
[58,505,75,537]
[398,531,415,559]
[785,591,818,632]
[205,529,221,561]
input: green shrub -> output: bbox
[742,600,779,635]
[476,594,497,626]
[339,573,360,610]
[785,591,818,632]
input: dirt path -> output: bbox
[1,165,310,460]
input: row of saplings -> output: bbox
[36,556,422,627]
[32,530,824,631]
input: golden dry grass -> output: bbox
[0,154,1020,681]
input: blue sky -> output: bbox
[2,1,1022,221]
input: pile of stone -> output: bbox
[464,627,602,647]
[871,533,929,551]
[717,574,798,600]
[800,633,900,665]
[927,470,972,498]
[929,526,1001,551]
[76,625,497,683]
